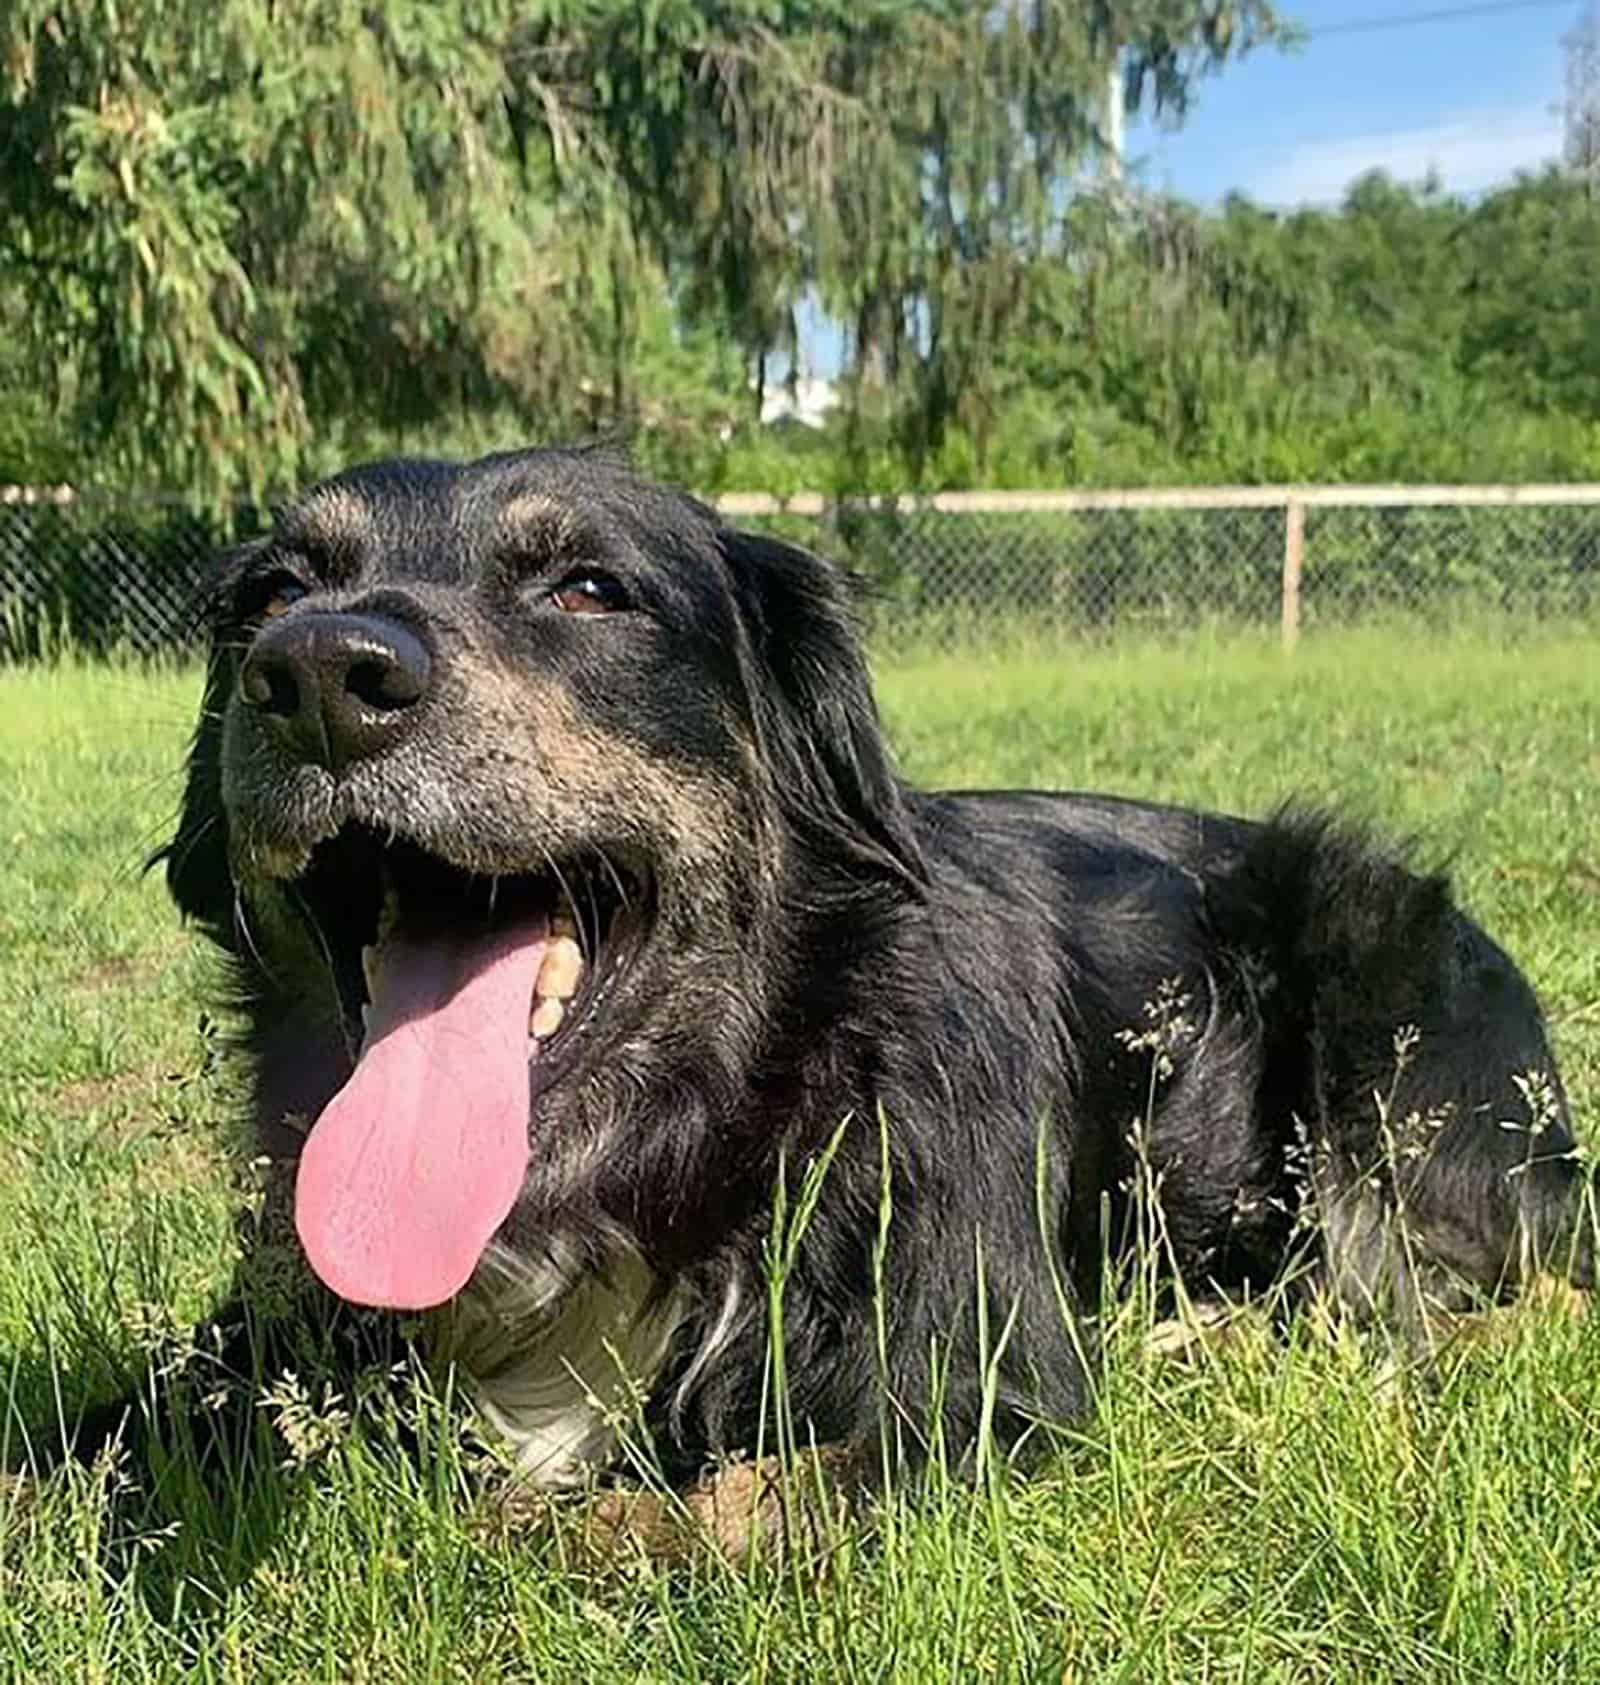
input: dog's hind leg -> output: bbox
[1228,813,1591,1322]
[1309,989,1593,1327]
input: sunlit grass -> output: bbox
[2,626,1597,1680]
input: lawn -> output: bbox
[1,626,1598,1681]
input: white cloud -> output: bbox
[757,375,839,430]
[1245,105,1562,206]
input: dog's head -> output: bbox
[164,447,923,1311]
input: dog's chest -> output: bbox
[428,1246,683,1489]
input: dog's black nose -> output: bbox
[239,612,432,770]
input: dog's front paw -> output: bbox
[480,1446,856,1570]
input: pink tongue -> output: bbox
[295,917,548,1310]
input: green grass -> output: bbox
[2,628,1598,1681]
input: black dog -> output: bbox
[80,447,1597,1498]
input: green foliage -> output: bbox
[676,167,1600,495]
[1,4,1594,498]
[954,168,1600,490]
[2,0,794,500]
[0,0,1279,500]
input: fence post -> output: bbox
[1281,495,1305,651]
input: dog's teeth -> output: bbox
[535,936,584,1001]
[529,996,565,1039]
[361,944,378,994]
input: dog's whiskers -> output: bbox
[536,847,587,958]
[282,879,343,1017]
[595,847,632,918]
[231,884,280,985]
[159,813,221,902]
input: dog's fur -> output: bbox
[59,447,1598,1494]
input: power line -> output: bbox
[1310,0,1577,38]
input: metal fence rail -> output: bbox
[4,483,1599,658]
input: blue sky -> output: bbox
[1128,0,1574,206]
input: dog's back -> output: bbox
[910,791,1589,1318]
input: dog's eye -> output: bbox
[244,572,310,621]
[549,571,630,616]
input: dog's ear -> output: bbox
[721,525,928,896]
[152,644,239,950]
[148,552,260,951]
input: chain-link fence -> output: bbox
[727,487,1600,650]
[0,489,264,658]
[4,483,1600,659]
